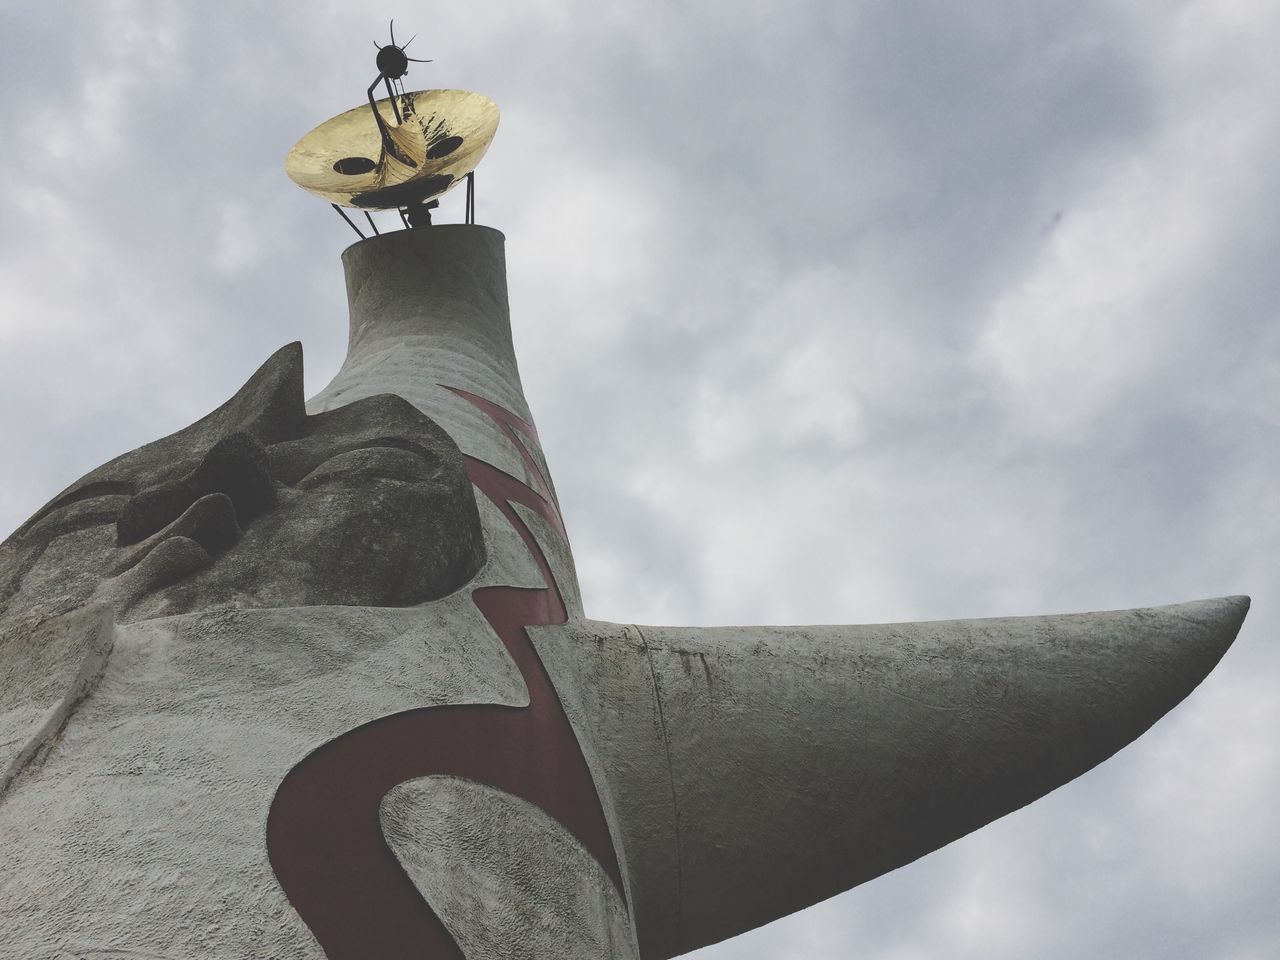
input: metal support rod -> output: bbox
[363,212,380,236]
[383,75,403,124]
[332,204,366,240]
[466,172,475,225]
[398,208,412,230]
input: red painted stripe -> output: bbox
[444,386,557,508]
[267,396,621,959]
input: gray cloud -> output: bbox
[0,2,1276,958]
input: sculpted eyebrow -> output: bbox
[16,480,136,537]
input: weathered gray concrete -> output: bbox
[531,598,1249,957]
[309,227,564,536]
[2,339,486,626]
[382,777,638,959]
[0,225,1250,958]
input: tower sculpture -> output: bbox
[0,38,1250,960]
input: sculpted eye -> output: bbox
[18,481,136,539]
[296,445,442,490]
[268,436,444,486]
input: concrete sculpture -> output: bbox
[0,225,1249,958]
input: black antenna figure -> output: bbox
[375,21,430,91]
[366,20,431,167]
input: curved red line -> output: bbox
[444,385,556,505]
[267,400,621,958]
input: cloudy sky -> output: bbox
[1,1,1277,957]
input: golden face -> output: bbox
[285,89,499,209]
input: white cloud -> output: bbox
[0,3,1276,959]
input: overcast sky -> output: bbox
[1,2,1276,958]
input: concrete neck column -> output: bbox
[307,224,581,613]
[310,225,527,428]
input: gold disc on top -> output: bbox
[285,89,499,209]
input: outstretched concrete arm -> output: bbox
[532,595,1249,959]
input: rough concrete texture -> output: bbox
[382,777,637,959]
[0,603,113,798]
[308,227,565,547]
[0,225,1251,959]
[0,339,486,626]
[531,598,1249,957]
[0,599,531,958]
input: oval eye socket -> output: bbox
[425,136,463,160]
[333,157,378,175]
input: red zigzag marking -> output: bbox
[266,392,621,959]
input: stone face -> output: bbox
[0,342,486,625]
[0,226,1251,959]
